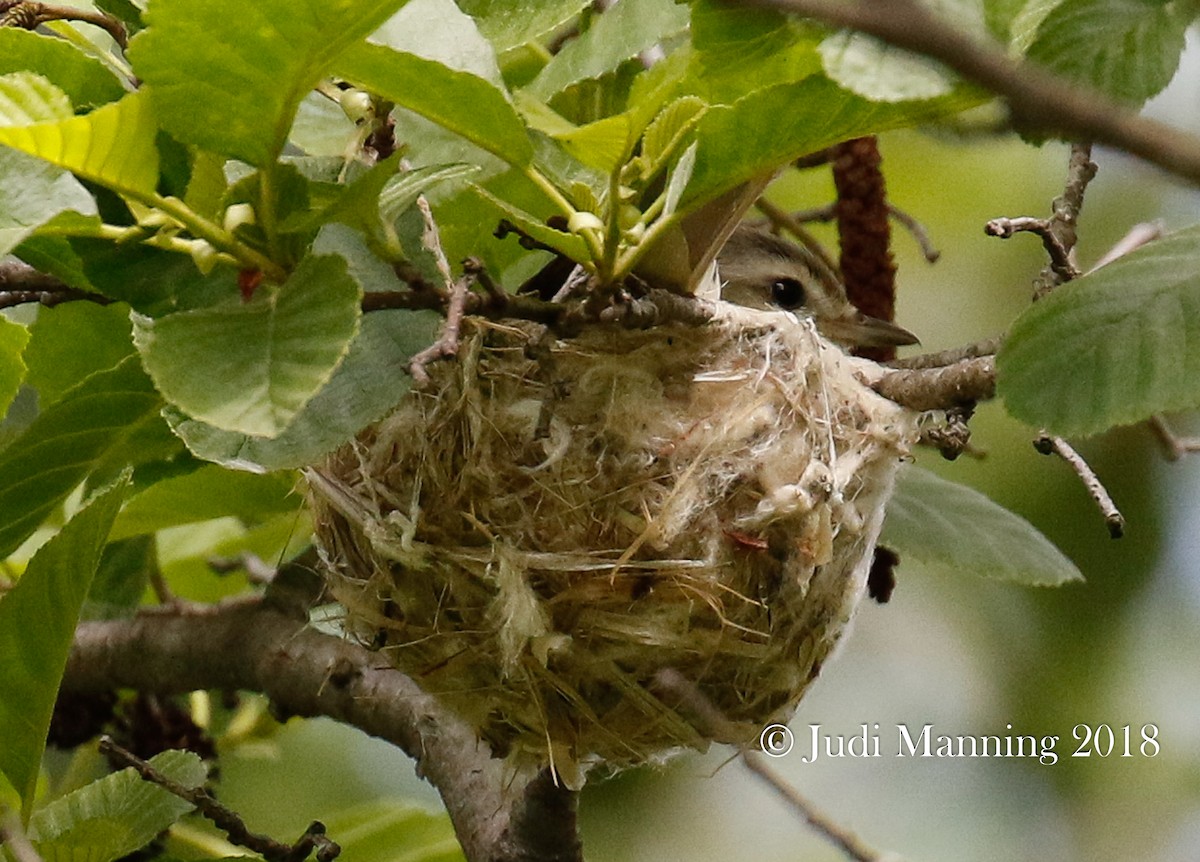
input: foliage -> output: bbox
[0,0,1198,858]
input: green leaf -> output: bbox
[985,0,1031,40]
[133,253,362,438]
[86,535,155,620]
[663,141,697,220]
[0,29,126,109]
[683,76,978,209]
[0,72,73,125]
[0,356,166,559]
[1025,0,1190,105]
[30,749,205,862]
[687,0,823,103]
[526,0,690,100]
[128,0,411,166]
[379,164,480,226]
[552,113,632,173]
[1010,0,1064,51]
[289,153,477,252]
[821,0,990,100]
[432,167,565,283]
[335,43,534,167]
[0,90,159,197]
[12,233,94,291]
[368,0,506,85]
[94,0,146,37]
[471,184,590,262]
[819,32,956,101]
[998,224,1200,435]
[166,227,438,471]
[640,96,707,180]
[69,242,232,315]
[25,301,134,408]
[0,474,130,813]
[0,147,98,257]
[110,465,300,540]
[457,0,590,54]
[0,317,29,418]
[283,152,404,235]
[322,799,464,862]
[881,465,1082,585]
[183,149,230,222]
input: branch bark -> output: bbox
[740,0,1200,186]
[63,598,581,862]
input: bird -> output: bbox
[718,226,919,349]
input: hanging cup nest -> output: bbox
[306,302,917,786]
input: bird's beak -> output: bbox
[818,312,920,348]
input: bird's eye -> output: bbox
[770,277,806,310]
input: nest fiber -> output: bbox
[307,303,917,784]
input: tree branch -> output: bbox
[873,355,995,411]
[63,598,581,862]
[739,0,1200,186]
[101,737,341,862]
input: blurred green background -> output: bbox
[188,42,1200,862]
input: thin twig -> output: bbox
[738,0,1200,187]
[887,335,1003,370]
[794,148,837,169]
[788,204,838,223]
[148,569,176,605]
[0,260,113,310]
[99,736,341,862]
[887,203,940,262]
[984,145,1123,532]
[654,669,887,862]
[754,198,842,289]
[1147,415,1200,462]
[1033,435,1124,538]
[208,552,277,585]
[407,273,471,384]
[407,189,470,384]
[1,808,45,862]
[984,215,1078,285]
[1,1,127,48]
[0,289,113,310]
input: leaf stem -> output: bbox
[146,195,286,281]
[612,208,682,283]
[257,164,284,264]
[521,165,605,264]
[600,168,623,282]
[33,221,133,241]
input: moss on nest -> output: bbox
[306,303,916,786]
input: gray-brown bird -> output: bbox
[719,226,919,349]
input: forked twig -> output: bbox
[99,737,341,862]
[407,187,471,384]
[1,1,128,48]
[985,143,1096,296]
